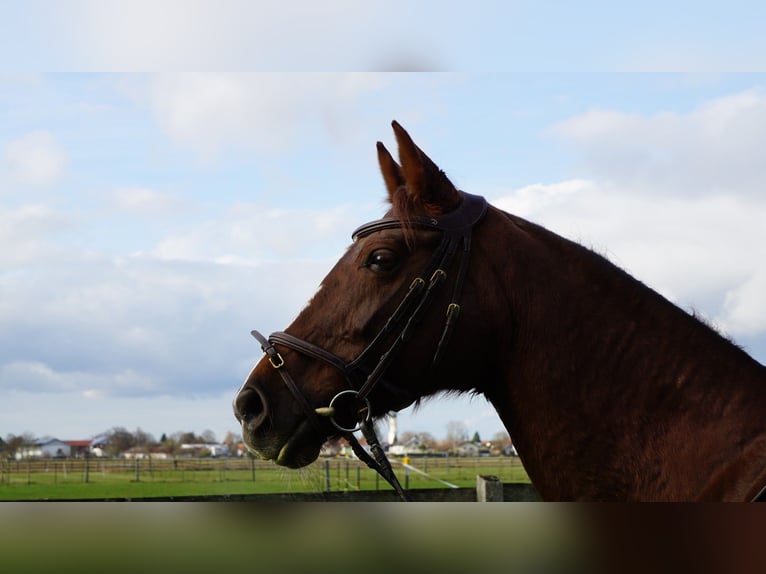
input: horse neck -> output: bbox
[477,208,766,500]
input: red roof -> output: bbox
[66,440,92,447]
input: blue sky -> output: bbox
[2,72,766,444]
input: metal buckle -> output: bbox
[446,303,461,318]
[430,269,447,283]
[409,277,426,290]
[268,352,285,370]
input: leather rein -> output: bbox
[250,192,488,501]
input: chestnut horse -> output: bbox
[234,121,766,501]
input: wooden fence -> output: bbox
[0,455,537,501]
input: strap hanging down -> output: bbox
[346,423,410,501]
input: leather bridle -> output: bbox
[249,192,488,500]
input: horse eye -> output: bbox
[364,249,399,274]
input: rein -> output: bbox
[250,192,488,501]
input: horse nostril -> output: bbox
[234,386,268,429]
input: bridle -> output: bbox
[249,192,488,500]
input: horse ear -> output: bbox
[377,141,405,201]
[391,120,461,214]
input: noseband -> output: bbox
[250,192,488,500]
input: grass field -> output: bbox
[0,455,530,500]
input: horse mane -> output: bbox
[498,209,747,359]
[389,182,462,248]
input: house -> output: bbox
[66,440,93,458]
[90,435,109,457]
[122,447,151,459]
[15,438,71,459]
[453,441,492,457]
[454,441,480,457]
[179,443,230,457]
[122,447,170,460]
[388,434,434,457]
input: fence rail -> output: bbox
[0,455,531,500]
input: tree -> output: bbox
[177,431,198,445]
[471,431,481,444]
[3,434,29,458]
[105,427,135,456]
[201,429,217,444]
[223,431,240,445]
[133,427,155,447]
[159,432,179,454]
[446,421,468,447]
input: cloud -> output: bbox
[15,1,455,71]
[109,186,183,216]
[722,271,766,336]
[124,74,388,161]
[0,244,334,402]
[151,202,356,263]
[2,131,68,187]
[0,187,374,407]
[551,89,766,196]
[0,204,72,265]
[0,361,161,397]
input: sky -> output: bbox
[3,72,766,444]
[3,1,766,71]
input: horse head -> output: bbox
[233,121,496,468]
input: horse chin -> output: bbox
[274,419,324,469]
[243,418,324,469]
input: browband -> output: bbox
[352,192,488,240]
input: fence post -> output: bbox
[250,455,256,482]
[476,474,503,502]
[324,459,331,492]
[134,457,140,482]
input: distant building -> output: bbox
[15,438,71,459]
[66,440,93,458]
[179,443,230,457]
[388,435,431,457]
[90,435,109,457]
[454,441,491,457]
[454,441,480,457]
[387,413,398,446]
[122,447,169,460]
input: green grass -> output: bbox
[0,456,530,500]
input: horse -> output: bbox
[234,120,766,501]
